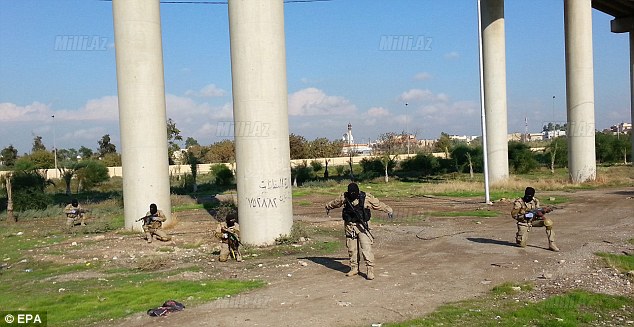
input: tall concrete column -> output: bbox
[112,0,171,230]
[564,0,596,182]
[481,0,509,182]
[631,32,634,164]
[228,0,293,245]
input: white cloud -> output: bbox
[184,84,227,97]
[366,107,390,117]
[288,87,357,116]
[444,51,460,60]
[413,72,432,81]
[0,97,119,122]
[0,102,51,122]
[399,89,448,103]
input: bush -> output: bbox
[398,153,440,176]
[310,160,323,172]
[76,160,110,190]
[291,162,313,186]
[10,171,52,211]
[508,142,538,174]
[211,164,234,186]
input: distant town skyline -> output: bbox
[1,0,631,154]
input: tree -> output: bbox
[185,137,199,148]
[98,134,117,157]
[78,146,94,160]
[205,140,235,163]
[58,161,87,195]
[57,148,79,162]
[433,132,455,158]
[289,133,309,160]
[101,152,122,167]
[167,118,183,164]
[186,150,201,192]
[508,141,538,174]
[75,160,110,192]
[21,150,55,169]
[32,135,46,152]
[374,132,400,182]
[1,145,19,168]
[545,137,568,173]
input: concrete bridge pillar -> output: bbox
[564,0,597,182]
[112,0,172,230]
[228,0,293,245]
[480,0,509,182]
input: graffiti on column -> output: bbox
[246,177,291,208]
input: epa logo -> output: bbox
[2,312,46,325]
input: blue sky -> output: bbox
[0,0,630,154]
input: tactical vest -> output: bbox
[342,191,371,224]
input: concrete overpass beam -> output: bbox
[481,0,509,182]
[112,0,172,230]
[564,0,597,182]
[228,0,293,245]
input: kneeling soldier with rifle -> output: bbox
[214,216,242,262]
[64,198,87,227]
[511,187,559,252]
[325,182,393,280]
[138,203,172,243]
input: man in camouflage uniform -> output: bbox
[141,203,172,243]
[325,182,393,280]
[511,187,559,252]
[64,198,86,227]
[214,216,242,262]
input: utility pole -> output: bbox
[405,102,410,155]
[52,114,58,173]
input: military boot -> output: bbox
[366,266,375,280]
[346,266,359,277]
[546,229,559,252]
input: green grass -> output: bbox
[427,210,499,218]
[383,289,633,327]
[247,241,342,258]
[0,258,265,326]
[596,252,634,273]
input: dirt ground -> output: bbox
[33,187,634,326]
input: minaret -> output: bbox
[346,122,354,146]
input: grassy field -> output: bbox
[384,284,633,327]
[0,166,632,326]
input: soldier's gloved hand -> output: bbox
[387,212,394,219]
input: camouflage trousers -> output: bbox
[142,225,171,243]
[65,215,85,227]
[345,222,374,268]
[516,218,555,247]
[219,242,242,262]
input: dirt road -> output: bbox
[110,188,634,327]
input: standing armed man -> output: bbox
[325,183,393,280]
[511,187,559,252]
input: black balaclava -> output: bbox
[522,187,535,203]
[149,203,158,215]
[345,183,360,201]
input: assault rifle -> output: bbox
[344,197,374,239]
[66,208,89,216]
[222,227,242,260]
[136,214,157,226]
[523,207,554,222]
